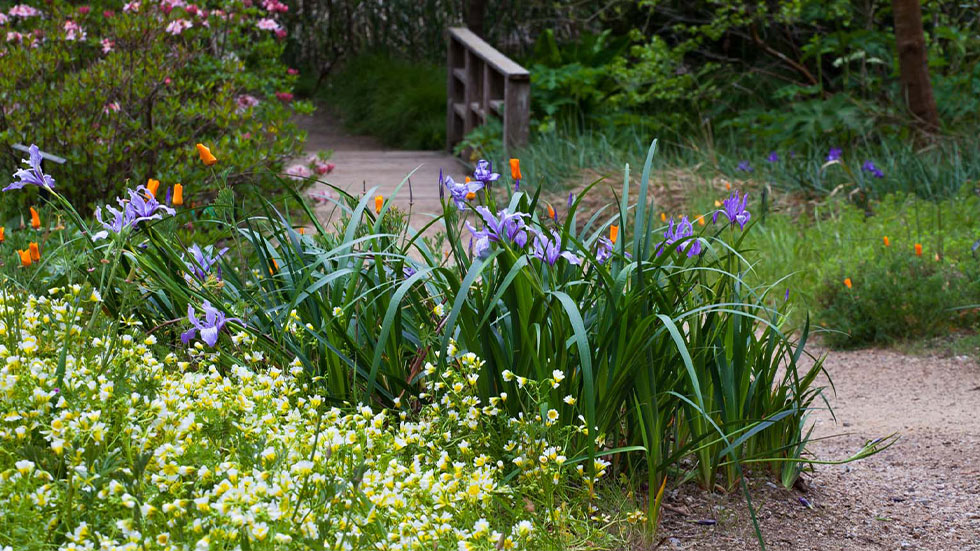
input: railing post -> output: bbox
[446,27,529,157]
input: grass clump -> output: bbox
[324,52,446,150]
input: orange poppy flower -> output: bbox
[725,181,732,190]
[465,191,476,200]
[609,225,619,244]
[465,176,471,183]
[914,243,922,257]
[660,212,667,222]
[30,207,40,230]
[843,278,852,289]
[375,195,384,214]
[298,227,306,235]
[269,258,279,276]
[146,178,160,198]
[0,227,5,243]
[696,215,705,226]
[509,159,521,180]
[17,249,32,267]
[28,242,39,262]
[547,204,556,220]
[883,236,890,247]
[172,184,184,206]
[196,143,217,166]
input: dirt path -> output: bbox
[294,108,467,232]
[657,347,980,550]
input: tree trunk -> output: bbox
[892,0,940,133]
[465,0,487,37]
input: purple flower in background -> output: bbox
[766,151,779,163]
[184,244,228,281]
[403,264,417,278]
[736,160,753,172]
[532,229,581,266]
[659,216,701,258]
[567,193,575,208]
[785,288,790,301]
[180,300,243,347]
[442,175,484,210]
[826,147,842,162]
[595,236,614,264]
[862,160,884,178]
[93,203,136,240]
[472,160,500,185]
[713,190,751,230]
[4,144,56,191]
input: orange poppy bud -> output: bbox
[465,176,471,183]
[660,212,667,222]
[725,181,732,190]
[269,258,279,276]
[914,243,922,257]
[883,236,890,247]
[509,159,521,180]
[547,204,556,220]
[609,225,619,244]
[28,242,39,262]
[30,207,40,230]
[843,278,852,289]
[0,227,5,243]
[17,249,32,267]
[375,195,384,214]
[696,215,705,226]
[146,178,160,198]
[172,184,184,206]
[196,143,217,166]
[465,191,476,201]
[298,227,306,235]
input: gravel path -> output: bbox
[657,347,980,550]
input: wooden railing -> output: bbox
[446,27,530,154]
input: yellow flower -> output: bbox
[196,143,217,166]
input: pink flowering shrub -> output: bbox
[0,0,311,209]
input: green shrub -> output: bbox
[0,0,310,210]
[324,52,446,150]
[816,252,980,348]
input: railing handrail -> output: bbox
[448,27,529,79]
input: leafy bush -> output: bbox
[816,252,980,348]
[0,0,310,210]
[324,52,446,150]
[0,289,636,549]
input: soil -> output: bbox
[654,347,980,550]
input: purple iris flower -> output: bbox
[4,144,56,191]
[442,175,484,210]
[736,161,753,172]
[403,264,417,278]
[180,300,243,347]
[713,190,751,230]
[658,216,701,257]
[862,160,884,178]
[93,203,136,240]
[567,193,575,208]
[595,236,613,265]
[472,160,500,185]
[465,206,530,259]
[127,186,176,222]
[531,229,581,266]
[826,148,842,162]
[766,151,779,163]
[184,244,228,281]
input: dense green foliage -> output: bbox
[0,0,310,211]
[323,53,447,150]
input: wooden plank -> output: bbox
[13,143,67,164]
[452,102,467,118]
[452,68,466,82]
[449,27,529,78]
[503,78,530,151]
[488,100,504,115]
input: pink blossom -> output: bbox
[285,164,312,181]
[101,38,114,53]
[242,132,251,140]
[287,68,299,76]
[78,6,91,15]
[275,28,286,39]
[8,5,41,18]
[103,9,114,17]
[236,94,260,111]
[103,102,120,114]
[6,31,22,43]
[122,2,140,13]
[256,18,279,31]
[313,161,335,175]
[165,19,192,35]
[0,13,9,25]
[275,92,293,102]
[262,0,288,13]
[164,77,172,85]
[64,20,86,41]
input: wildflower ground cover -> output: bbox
[0,140,891,548]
